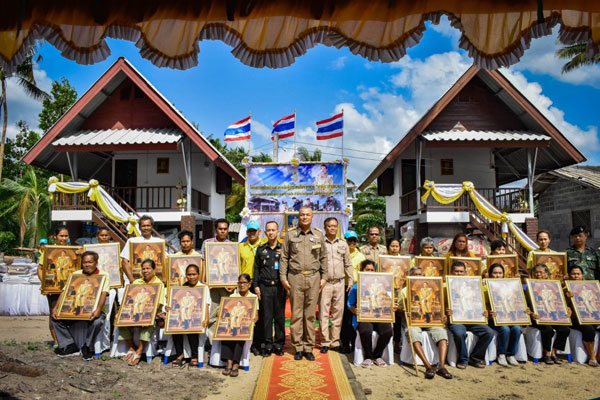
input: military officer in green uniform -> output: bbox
[280,206,328,361]
[566,226,600,280]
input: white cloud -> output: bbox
[4,64,52,139]
[330,56,347,70]
[428,15,461,49]
[252,119,271,139]
[500,68,600,160]
[510,27,600,88]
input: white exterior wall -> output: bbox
[385,160,401,223]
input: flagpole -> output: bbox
[248,111,251,156]
[294,109,297,158]
[273,131,279,162]
[341,109,344,160]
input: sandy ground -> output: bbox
[2,317,600,399]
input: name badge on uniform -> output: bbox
[312,244,321,250]
[309,236,315,242]
[274,262,279,270]
[337,247,346,254]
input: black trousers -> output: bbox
[393,311,403,343]
[533,320,570,352]
[357,322,393,360]
[173,334,199,359]
[221,340,245,364]
[571,320,597,342]
[259,283,286,351]
[341,291,356,349]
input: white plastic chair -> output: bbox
[568,330,599,364]
[209,340,252,371]
[524,327,572,363]
[353,330,394,366]
[162,333,207,367]
[485,329,528,364]
[399,327,439,366]
[110,327,162,363]
[447,330,498,367]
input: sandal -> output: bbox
[436,367,453,379]
[456,363,467,370]
[425,366,436,379]
[222,367,231,376]
[374,358,387,367]
[360,359,373,368]
[588,360,599,368]
[542,356,554,365]
[172,358,186,368]
[128,353,141,366]
[230,368,239,377]
[189,359,199,368]
[551,355,562,365]
[123,350,135,362]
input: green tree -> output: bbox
[0,166,51,249]
[556,43,600,74]
[352,183,386,243]
[0,51,50,183]
[2,120,48,181]
[38,77,78,132]
[296,146,322,162]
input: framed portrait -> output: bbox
[357,272,395,323]
[532,252,567,281]
[486,278,531,326]
[42,245,82,294]
[566,280,600,325]
[378,255,411,297]
[486,254,519,278]
[84,243,123,288]
[165,285,208,334]
[156,157,169,174]
[167,255,202,289]
[205,242,240,287]
[414,256,445,277]
[129,240,166,280]
[406,277,444,327]
[214,296,258,341]
[115,283,162,327]
[448,256,482,277]
[526,279,571,325]
[56,273,107,320]
[446,276,487,324]
[284,213,299,233]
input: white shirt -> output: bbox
[120,236,164,261]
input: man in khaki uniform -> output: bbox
[319,217,353,353]
[360,226,387,266]
[280,206,328,361]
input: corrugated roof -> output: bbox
[550,166,600,190]
[53,128,182,146]
[422,130,550,142]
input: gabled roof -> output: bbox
[358,66,585,190]
[23,57,244,184]
[535,165,600,193]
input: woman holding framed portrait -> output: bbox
[386,237,404,354]
[526,230,556,273]
[444,233,477,271]
[347,260,397,368]
[528,263,571,365]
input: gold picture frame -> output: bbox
[42,245,82,294]
[115,283,162,327]
[486,278,531,326]
[167,255,202,289]
[486,254,519,278]
[414,256,445,277]
[129,240,166,281]
[446,276,487,324]
[56,273,107,320]
[205,242,240,287]
[565,280,600,325]
[406,276,444,327]
[448,256,482,277]
[378,255,411,299]
[532,252,567,281]
[284,212,299,235]
[84,242,123,288]
[357,272,395,323]
[165,285,208,334]
[526,279,571,325]
[214,296,258,341]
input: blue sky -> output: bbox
[7,17,600,184]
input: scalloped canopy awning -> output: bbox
[1,0,599,73]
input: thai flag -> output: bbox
[224,116,251,141]
[271,114,295,140]
[316,112,343,140]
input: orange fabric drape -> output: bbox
[1,0,599,72]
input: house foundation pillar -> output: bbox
[524,217,538,242]
[180,215,196,247]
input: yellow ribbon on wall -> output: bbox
[48,177,140,237]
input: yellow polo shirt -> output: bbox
[239,238,268,278]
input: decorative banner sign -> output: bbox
[246,162,346,213]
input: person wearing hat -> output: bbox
[566,226,600,281]
[239,219,268,355]
[341,230,365,353]
[36,238,48,265]
[252,221,286,356]
[318,217,353,353]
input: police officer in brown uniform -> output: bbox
[360,226,387,266]
[280,206,328,361]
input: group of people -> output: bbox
[39,209,600,380]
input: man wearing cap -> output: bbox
[280,206,328,361]
[319,217,353,353]
[340,230,365,353]
[566,226,600,280]
[253,221,286,356]
[360,226,387,266]
[239,219,267,355]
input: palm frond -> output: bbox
[16,77,49,101]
